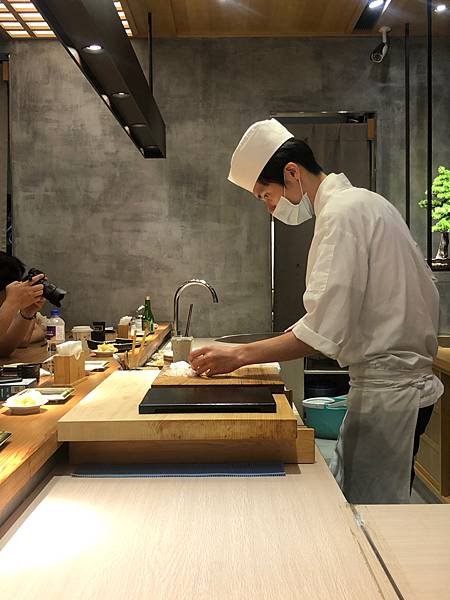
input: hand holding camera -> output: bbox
[23,268,66,308]
[5,274,45,314]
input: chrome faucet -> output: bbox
[173,279,219,336]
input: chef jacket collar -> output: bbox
[313,173,353,218]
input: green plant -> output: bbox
[419,165,450,233]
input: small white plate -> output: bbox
[85,361,109,371]
[5,392,48,415]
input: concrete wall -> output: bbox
[2,35,449,334]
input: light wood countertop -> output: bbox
[58,369,298,442]
[356,504,450,600]
[0,364,116,521]
[0,454,396,600]
[0,324,171,523]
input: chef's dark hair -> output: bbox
[258,138,323,185]
[0,252,25,290]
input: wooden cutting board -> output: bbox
[58,371,297,443]
[152,364,284,389]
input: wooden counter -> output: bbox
[58,368,315,465]
[416,347,450,502]
[0,364,116,524]
[0,454,396,600]
[433,347,450,375]
[0,324,171,524]
[356,504,450,600]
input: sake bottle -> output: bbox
[143,296,155,334]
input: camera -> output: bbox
[370,42,388,64]
[370,26,391,64]
[24,268,66,307]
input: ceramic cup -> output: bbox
[72,326,93,354]
[171,336,194,363]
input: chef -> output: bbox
[190,118,443,504]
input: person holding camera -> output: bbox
[0,252,46,358]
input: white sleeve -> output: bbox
[291,213,368,362]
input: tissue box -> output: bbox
[117,324,130,339]
[53,355,86,385]
[0,378,37,401]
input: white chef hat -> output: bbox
[228,119,294,193]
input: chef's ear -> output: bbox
[283,162,300,180]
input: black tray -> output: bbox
[139,385,277,414]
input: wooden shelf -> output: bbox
[416,354,450,501]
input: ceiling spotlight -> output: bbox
[112,92,129,99]
[368,0,384,8]
[82,44,103,53]
[435,4,447,12]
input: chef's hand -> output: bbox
[189,344,245,376]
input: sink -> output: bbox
[215,332,283,344]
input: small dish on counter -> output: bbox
[5,390,48,415]
[85,360,109,372]
[37,387,75,404]
[91,342,118,357]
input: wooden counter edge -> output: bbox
[0,326,171,525]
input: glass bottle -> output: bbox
[143,296,155,334]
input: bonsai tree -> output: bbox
[419,165,450,260]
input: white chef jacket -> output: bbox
[291,173,441,396]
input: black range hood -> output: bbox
[35,0,166,158]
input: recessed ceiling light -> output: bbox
[435,4,447,12]
[82,44,103,53]
[368,0,384,8]
[27,22,50,28]
[3,22,23,28]
[20,12,43,19]
[11,2,35,8]
[112,92,129,98]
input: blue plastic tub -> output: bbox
[302,395,347,440]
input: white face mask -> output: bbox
[272,178,314,226]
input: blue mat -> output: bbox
[72,462,286,478]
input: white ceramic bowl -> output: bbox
[5,391,49,415]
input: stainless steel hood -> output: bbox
[35,0,166,158]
